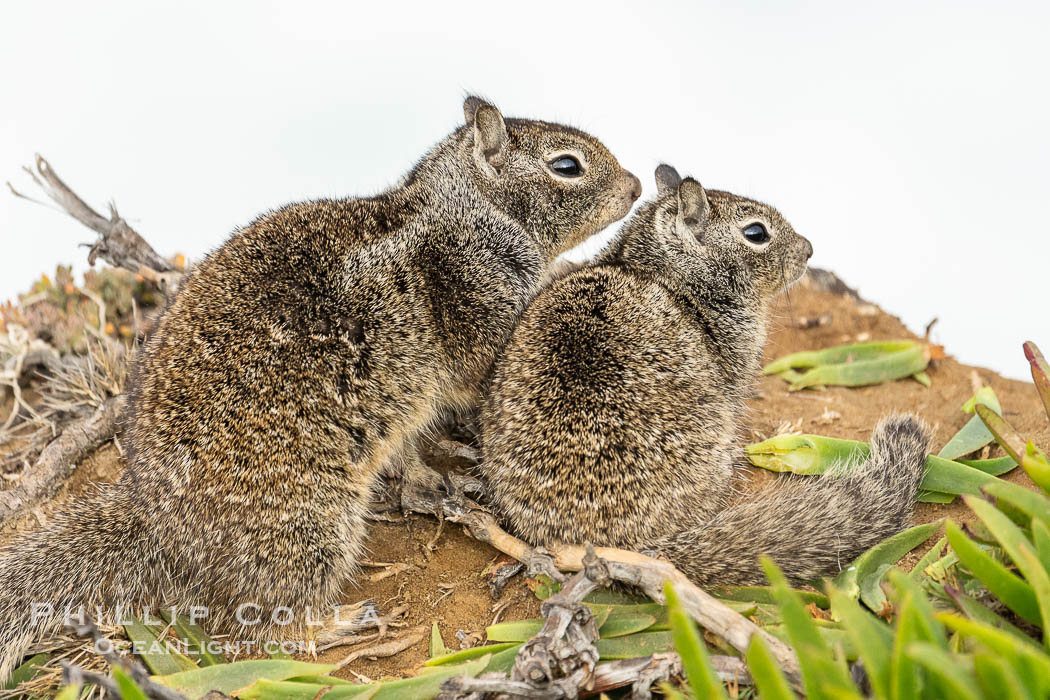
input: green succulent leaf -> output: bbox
[909,538,947,582]
[665,581,728,700]
[945,519,1041,625]
[959,456,1019,475]
[942,585,1030,642]
[763,340,919,374]
[786,345,930,391]
[834,521,941,611]
[1024,341,1050,422]
[828,586,893,698]
[887,570,947,648]
[975,405,1026,464]
[154,660,338,697]
[159,610,227,667]
[594,631,676,659]
[972,653,1031,700]
[745,634,797,700]
[965,495,1050,637]
[746,434,1002,498]
[1023,448,1050,495]
[429,623,447,659]
[939,615,1050,696]
[762,557,855,700]
[711,585,829,609]
[424,642,520,667]
[123,617,196,675]
[113,667,151,700]
[52,686,81,700]
[981,479,1050,529]
[1,652,50,691]
[938,386,1002,461]
[905,642,980,700]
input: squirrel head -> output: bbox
[628,164,813,302]
[460,96,641,260]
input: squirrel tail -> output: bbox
[648,414,931,587]
[0,481,159,679]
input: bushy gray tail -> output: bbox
[0,482,159,679]
[648,414,931,587]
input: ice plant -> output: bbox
[763,339,937,391]
[1024,340,1050,421]
[746,433,1012,501]
[938,386,1003,461]
[744,434,871,475]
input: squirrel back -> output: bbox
[0,97,640,676]
[481,165,929,584]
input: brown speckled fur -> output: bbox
[0,97,640,675]
[481,165,930,586]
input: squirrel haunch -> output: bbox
[481,165,930,585]
[0,97,640,675]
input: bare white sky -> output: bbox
[1,0,1047,380]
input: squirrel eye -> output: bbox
[743,223,770,244]
[549,156,583,177]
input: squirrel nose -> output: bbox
[803,238,814,260]
[626,173,642,201]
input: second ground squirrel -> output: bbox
[0,97,641,675]
[481,165,930,585]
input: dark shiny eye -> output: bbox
[743,223,770,244]
[549,156,583,177]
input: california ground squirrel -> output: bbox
[0,97,641,674]
[480,165,930,586]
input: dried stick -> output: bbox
[710,654,754,686]
[64,617,187,700]
[336,625,427,669]
[432,439,482,464]
[8,155,182,289]
[589,653,682,698]
[316,603,408,651]
[0,394,125,526]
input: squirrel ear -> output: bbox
[677,177,710,236]
[654,164,681,196]
[472,103,508,172]
[463,95,490,124]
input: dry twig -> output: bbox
[336,625,427,669]
[431,439,482,464]
[0,325,61,432]
[63,616,187,700]
[8,155,182,289]
[0,394,125,526]
[315,602,407,651]
[367,562,416,583]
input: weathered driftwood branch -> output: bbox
[8,155,183,289]
[452,654,746,698]
[710,655,754,686]
[402,486,803,694]
[440,548,754,699]
[64,616,187,700]
[441,653,684,700]
[514,562,602,695]
[0,394,125,525]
